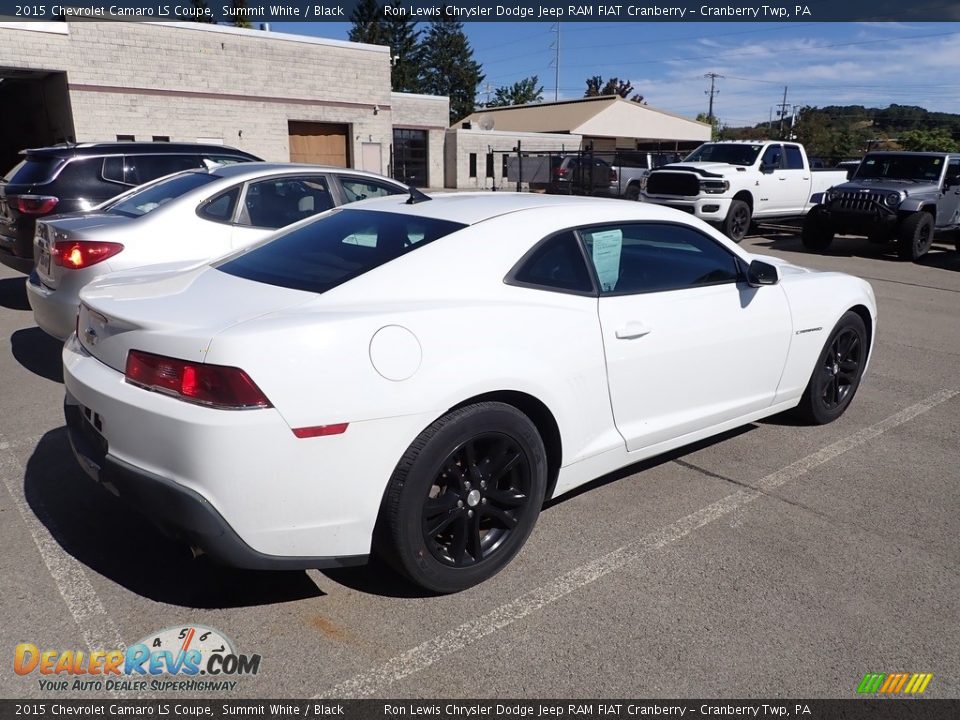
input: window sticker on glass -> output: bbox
[587,228,623,292]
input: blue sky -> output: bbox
[271,22,960,126]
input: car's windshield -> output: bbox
[104,171,220,217]
[216,208,466,295]
[684,144,763,166]
[854,154,945,182]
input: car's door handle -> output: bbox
[779,177,788,181]
[615,322,652,339]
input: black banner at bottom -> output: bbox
[2,700,959,720]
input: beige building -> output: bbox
[458,95,711,153]
[0,21,448,187]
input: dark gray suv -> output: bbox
[802,151,960,261]
[0,142,260,273]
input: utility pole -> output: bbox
[704,72,723,122]
[776,86,789,139]
[481,83,493,107]
[549,23,560,101]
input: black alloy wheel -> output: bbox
[421,433,533,568]
[382,402,547,593]
[724,200,752,243]
[794,311,868,424]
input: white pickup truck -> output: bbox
[641,141,848,242]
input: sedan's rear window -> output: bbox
[105,171,219,217]
[217,208,466,294]
[6,155,64,185]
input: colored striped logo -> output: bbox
[857,673,933,694]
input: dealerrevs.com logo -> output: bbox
[14,625,260,693]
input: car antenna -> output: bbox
[406,186,432,205]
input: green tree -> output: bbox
[228,0,251,28]
[487,76,543,107]
[898,128,959,152]
[584,75,643,102]
[348,0,385,45]
[419,11,484,123]
[695,112,721,140]
[383,1,422,93]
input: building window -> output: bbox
[152,135,170,142]
[392,128,429,188]
[486,153,494,178]
[116,134,135,141]
[468,153,477,178]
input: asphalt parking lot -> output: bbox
[0,227,958,700]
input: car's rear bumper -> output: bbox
[62,334,435,564]
[26,271,77,340]
[63,399,367,571]
[0,244,34,273]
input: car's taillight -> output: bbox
[124,350,272,409]
[555,167,568,178]
[52,241,124,269]
[609,169,618,181]
[16,195,59,214]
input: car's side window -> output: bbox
[101,156,126,185]
[125,155,204,185]
[510,231,594,294]
[339,177,403,203]
[198,187,241,223]
[580,223,740,295]
[240,176,335,229]
[761,144,783,169]
[784,145,805,170]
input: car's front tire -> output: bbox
[794,311,868,425]
[897,212,934,261]
[801,206,834,252]
[722,200,752,243]
[381,402,547,593]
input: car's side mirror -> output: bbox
[759,163,775,174]
[746,259,779,287]
[945,174,960,188]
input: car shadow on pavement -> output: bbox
[0,276,30,311]
[753,228,959,268]
[11,327,64,383]
[24,428,325,608]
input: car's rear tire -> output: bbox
[722,200,751,243]
[380,402,547,593]
[897,212,934,261]
[801,206,834,252]
[793,311,867,425]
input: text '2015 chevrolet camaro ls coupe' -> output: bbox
[62,193,877,592]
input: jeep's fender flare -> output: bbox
[899,199,936,214]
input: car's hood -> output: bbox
[655,162,737,177]
[750,253,815,276]
[834,178,938,194]
[76,265,316,372]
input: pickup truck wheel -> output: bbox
[723,200,751,243]
[801,206,834,252]
[625,184,641,201]
[897,212,934,261]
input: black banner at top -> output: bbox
[1,0,960,23]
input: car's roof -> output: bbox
[209,162,407,184]
[863,151,954,158]
[24,142,256,158]
[340,191,682,225]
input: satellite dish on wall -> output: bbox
[478,114,495,131]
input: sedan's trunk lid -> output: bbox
[77,265,316,373]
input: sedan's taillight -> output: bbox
[52,241,124,269]
[16,195,59,214]
[125,350,272,409]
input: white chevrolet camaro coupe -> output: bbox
[62,193,877,592]
[28,162,407,340]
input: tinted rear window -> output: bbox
[105,172,219,217]
[6,156,64,185]
[217,208,466,294]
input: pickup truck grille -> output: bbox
[831,191,884,212]
[646,172,699,197]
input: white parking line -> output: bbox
[0,432,126,654]
[317,387,959,699]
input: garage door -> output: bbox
[288,122,349,167]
